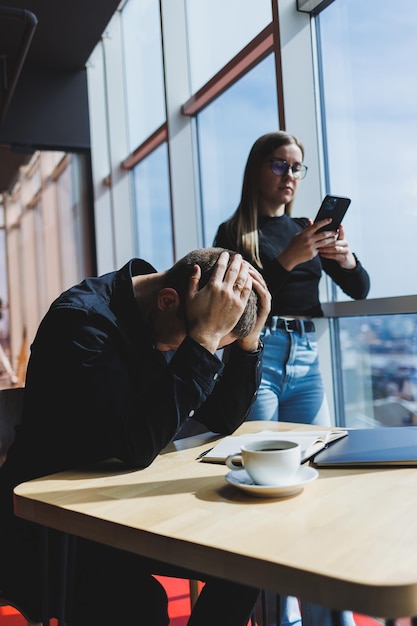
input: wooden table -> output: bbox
[13,421,417,620]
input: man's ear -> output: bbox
[157,288,180,311]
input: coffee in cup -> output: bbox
[225,439,301,486]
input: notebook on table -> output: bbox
[198,429,348,465]
[312,426,417,467]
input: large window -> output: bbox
[318,0,417,300]
[339,314,417,428]
[121,0,171,269]
[317,0,417,426]
[122,0,165,150]
[132,143,173,271]
[84,0,417,432]
[185,0,272,92]
[197,54,279,246]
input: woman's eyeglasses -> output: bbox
[265,158,308,180]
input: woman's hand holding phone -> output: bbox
[278,220,337,270]
[317,224,357,269]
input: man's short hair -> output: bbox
[165,247,258,338]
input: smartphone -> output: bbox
[314,195,351,233]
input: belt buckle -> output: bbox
[283,319,295,333]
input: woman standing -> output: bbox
[214,131,369,426]
[214,131,370,626]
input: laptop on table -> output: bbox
[312,426,417,468]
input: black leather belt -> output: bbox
[266,316,315,334]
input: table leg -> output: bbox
[41,528,74,626]
[275,594,281,622]
[64,535,77,626]
[58,534,69,626]
[253,591,282,625]
[261,590,268,625]
[330,610,344,626]
[41,527,50,626]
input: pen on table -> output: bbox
[196,448,213,460]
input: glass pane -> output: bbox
[122,0,165,150]
[197,55,279,247]
[185,0,272,92]
[132,143,173,271]
[318,0,417,299]
[339,315,417,428]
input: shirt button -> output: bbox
[189,409,195,417]
[213,373,218,380]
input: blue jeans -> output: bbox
[249,324,355,626]
[248,325,330,426]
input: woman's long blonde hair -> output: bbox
[222,131,304,268]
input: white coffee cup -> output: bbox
[225,439,301,486]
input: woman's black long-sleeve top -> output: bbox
[214,214,370,318]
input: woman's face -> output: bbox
[257,143,304,216]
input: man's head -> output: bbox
[164,247,258,339]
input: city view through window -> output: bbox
[339,315,417,428]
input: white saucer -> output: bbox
[225,465,319,498]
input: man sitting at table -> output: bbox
[0,247,271,626]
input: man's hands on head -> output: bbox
[186,251,271,354]
[237,265,271,352]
